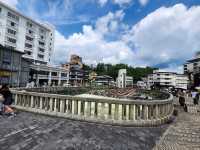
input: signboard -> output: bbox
[0,70,11,77]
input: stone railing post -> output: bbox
[31,96,34,108]
[155,105,159,119]
[54,99,58,112]
[60,99,65,113]
[50,98,53,111]
[40,97,43,109]
[144,105,148,120]
[14,94,18,105]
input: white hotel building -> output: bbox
[147,70,189,89]
[0,1,54,64]
[0,2,70,87]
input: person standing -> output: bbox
[191,90,198,105]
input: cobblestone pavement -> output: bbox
[0,112,167,150]
[154,105,200,150]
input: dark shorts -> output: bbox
[3,97,13,105]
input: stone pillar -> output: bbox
[87,101,91,116]
[75,100,79,114]
[54,99,57,112]
[49,98,53,111]
[140,105,143,119]
[91,102,95,117]
[122,104,126,120]
[14,94,18,105]
[144,105,148,120]
[60,99,65,113]
[101,103,105,119]
[72,100,75,114]
[31,96,34,108]
[97,103,102,118]
[155,105,159,119]
[58,71,61,86]
[133,104,136,120]
[48,71,52,86]
[111,104,115,120]
[104,103,109,119]
[65,100,69,113]
[78,101,81,115]
[126,105,129,120]
[40,97,43,109]
[118,104,122,120]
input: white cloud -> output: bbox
[98,0,108,6]
[48,3,200,73]
[98,0,150,7]
[52,10,134,65]
[123,3,200,69]
[0,0,19,8]
[113,0,132,6]
[139,0,149,6]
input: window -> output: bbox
[3,51,11,64]
[38,54,44,59]
[25,43,32,48]
[26,22,33,28]
[11,21,15,27]
[39,41,45,46]
[7,12,19,21]
[26,36,33,41]
[38,48,45,52]
[7,28,16,35]
[39,28,44,33]
[24,50,32,56]
[52,72,57,76]
[0,7,2,13]
[7,37,16,43]
[28,30,33,34]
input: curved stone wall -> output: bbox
[11,89,174,126]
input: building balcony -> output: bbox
[25,39,34,45]
[6,32,17,38]
[5,40,17,47]
[38,50,45,55]
[26,32,35,38]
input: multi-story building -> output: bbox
[0,1,54,64]
[0,44,30,87]
[184,51,200,87]
[147,70,189,89]
[30,64,69,87]
[62,55,87,86]
[116,69,133,88]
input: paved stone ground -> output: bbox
[154,105,200,150]
[0,112,167,150]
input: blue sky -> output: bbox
[15,0,200,37]
[1,0,200,72]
